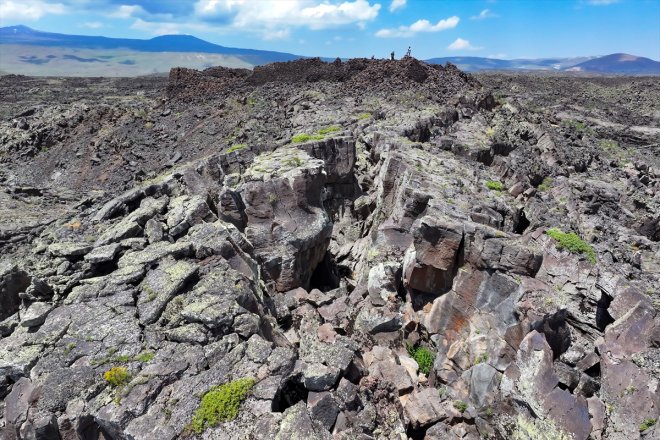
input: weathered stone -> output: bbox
[20,302,53,327]
[84,243,121,263]
[307,391,339,431]
[303,363,341,391]
[48,242,92,258]
[404,387,447,429]
[403,215,463,295]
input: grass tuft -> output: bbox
[453,400,468,413]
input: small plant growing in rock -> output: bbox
[453,400,468,413]
[486,180,504,191]
[291,133,324,143]
[357,112,371,120]
[191,377,255,434]
[134,351,155,363]
[546,228,597,264]
[406,343,436,376]
[538,176,553,191]
[318,125,341,135]
[226,144,247,154]
[474,353,489,365]
[104,367,130,388]
[640,418,656,432]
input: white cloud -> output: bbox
[447,38,482,51]
[110,5,146,19]
[389,0,406,12]
[81,21,103,29]
[375,15,459,38]
[130,18,183,35]
[0,0,65,21]
[470,9,497,20]
[263,28,291,40]
[587,0,619,4]
[194,0,381,30]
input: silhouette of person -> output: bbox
[406,46,412,57]
[390,51,395,61]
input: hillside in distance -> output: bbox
[0,25,302,75]
[426,54,660,74]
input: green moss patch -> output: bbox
[546,228,596,264]
[191,377,255,434]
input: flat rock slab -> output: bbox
[137,259,199,325]
[48,242,92,258]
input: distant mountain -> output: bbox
[566,53,660,74]
[426,53,659,75]
[0,25,301,66]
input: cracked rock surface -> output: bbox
[1,59,659,439]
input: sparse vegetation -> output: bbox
[190,378,255,434]
[357,112,371,120]
[546,228,597,264]
[538,176,553,191]
[291,133,324,143]
[226,144,247,154]
[640,418,656,432]
[474,353,489,365]
[318,125,341,135]
[406,343,436,375]
[134,351,155,363]
[104,367,131,388]
[453,400,468,413]
[486,180,504,191]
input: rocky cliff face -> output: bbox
[0,59,658,440]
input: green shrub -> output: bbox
[453,400,468,413]
[486,180,504,191]
[291,133,324,143]
[191,378,255,434]
[134,351,155,363]
[104,367,130,388]
[357,113,371,120]
[406,344,436,375]
[226,144,247,154]
[640,418,656,432]
[318,125,341,135]
[546,228,597,264]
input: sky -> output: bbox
[1,0,659,60]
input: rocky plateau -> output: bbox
[0,57,659,440]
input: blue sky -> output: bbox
[1,0,659,60]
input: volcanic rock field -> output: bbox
[0,58,658,439]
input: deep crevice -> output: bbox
[595,292,614,331]
[309,251,340,292]
[271,375,308,412]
